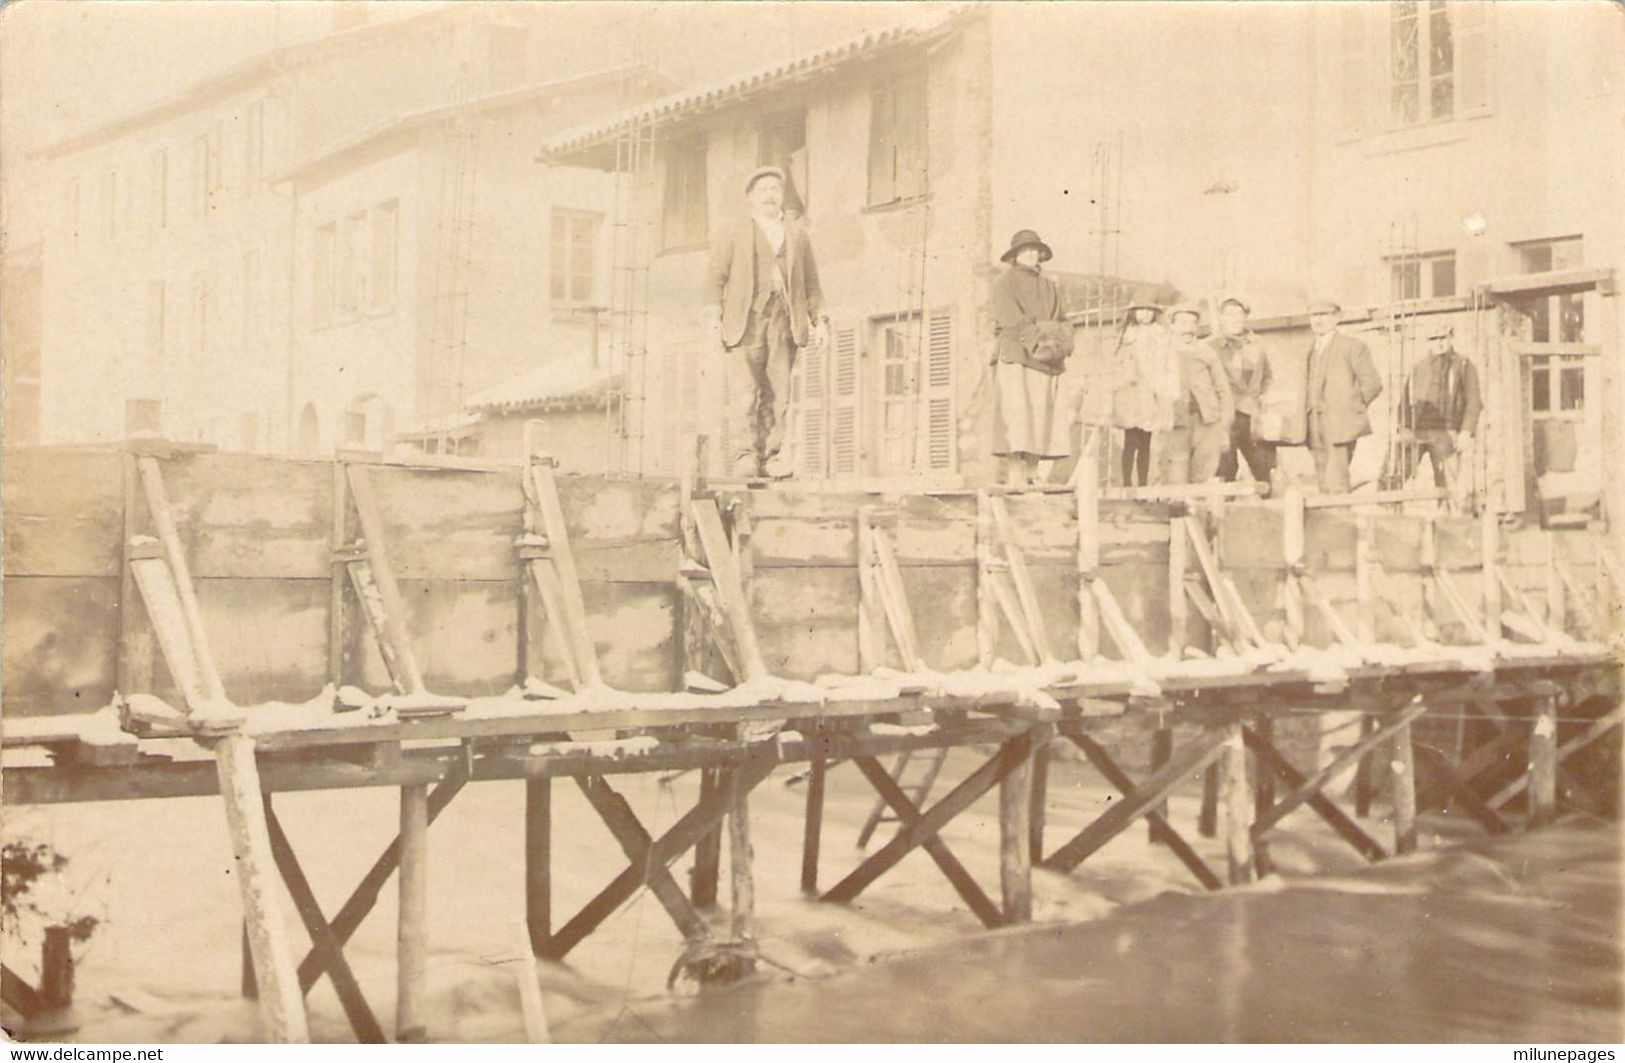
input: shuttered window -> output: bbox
[794,326,829,478]
[830,322,862,477]
[868,73,927,207]
[923,307,956,471]
[662,135,708,250]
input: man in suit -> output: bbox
[1163,302,1234,484]
[1304,297,1383,493]
[1400,321,1482,491]
[703,166,828,479]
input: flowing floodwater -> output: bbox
[563,823,1622,1043]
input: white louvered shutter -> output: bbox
[922,306,956,472]
[795,330,828,478]
[830,321,862,478]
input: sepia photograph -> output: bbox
[0,0,1621,1046]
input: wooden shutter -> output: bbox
[868,85,896,207]
[1452,1,1493,117]
[795,330,829,478]
[1337,2,1371,139]
[922,307,956,472]
[830,321,862,478]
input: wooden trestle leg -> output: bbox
[525,777,552,956]
[214,734,309,1044]
[397,783,429,1042]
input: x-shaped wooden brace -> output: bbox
[1479,701,1624,817]
[1041,723,1229,875]
[257,764,467,1041]
[1241,702,1428,863]
[574,774,711,945]
[1058,723,1222,890]
[822,730,1041,926]
[978,492,1058,668]
[542,757,777,961]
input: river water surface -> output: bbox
[562,823,1622,1043]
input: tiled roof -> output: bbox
[464,354,617,413]
[540,5,974,163]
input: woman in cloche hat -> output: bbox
[989,229,1072,485]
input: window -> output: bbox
[662,135,707,250]
[345,410,368,447]
[550,209,600,306]
[338,212,366,314]
[66,177,81,246]
[152,149,169,229]
[1517,237,1585,343]
[104,168,119,240]
[193,133,212,216]
[313,224,335,326]
[125,399,162,437]
[245,101,264,187]
[758,111,808,216]
[1388,251,1456,301]
[148,279,166,361]
[241,249,259,346]
[370,201,398,311]
[240,412,260,451]
[1386,1,1490,127]
[192,272,212,356]
[868,72,927,207]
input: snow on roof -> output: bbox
[540,5,974,163]
[464,354,617,414]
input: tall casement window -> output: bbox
[868,72,927,207]
[550,209,601,307]
[1338,2,1491,138]
[662,134,708,250]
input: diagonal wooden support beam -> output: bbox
[1041,725,1230,874]
[1411,745,1510,835]
[525,460,603,688]
[850,756,1004,928]
[1181,516,1251,650]
[344,464,429,697]
[263,797,387,1043]
[545,758,776,960]
[1488,705,1625,811]
[1246,702,1427,841]
[136,455,228,704]
[989,495,1058,667]
[823,732,1036,905]
[1064,727,1223,890]
[574,775,710,943]
[690,498,769,683]
[296,766,467,993]
[1243,730,1389,862]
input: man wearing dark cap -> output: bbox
[1209,296,1276,492]
[704,166,828,478]
[1400,321,1482,490]
[1163,302,1233,485]
[1304,298,1382,494]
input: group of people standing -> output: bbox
[990,227,1476,496]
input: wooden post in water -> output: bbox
[1390,717,1418,855]
[801,743,826,896]
[1218,723,1254,885]
[397,783,429,1042]
[1198,763,1220,838]
[215,734,308,1043]
[1148,724,1173,844]
[728,769,756,942]
[1168,517,1188,660]
[1529,696,1559,828]
[525,777,551,956]
[1354,714,1376,817]
[1029,738,1049,864]
[691,768,723,910]
[999,731,1039,922]
[1252,715,1276,875]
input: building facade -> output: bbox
[544,3,1622,522]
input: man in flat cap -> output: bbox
[1304,298,1382,494]
[1400,321,1481,492]
[1209,295,1276,493]
[704,166,828,479]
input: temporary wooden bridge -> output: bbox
[2,439,1620,1042]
